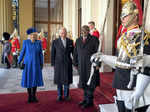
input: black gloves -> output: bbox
[19,61,25,69]
[40,64,43,69]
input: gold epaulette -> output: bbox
[144,30,150,45]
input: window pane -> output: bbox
[35,0,48,21]
[50,24,62,43]
[35,23,48,39]
[50,0,63,22]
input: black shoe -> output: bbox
[28,96,33,103]
[12,65,17,68]
[6,65,11,69]
[64,96,70,101]
[81,102,94,109]
[78,100,86,106]
[32,96,39,103]
[57,96,63,101]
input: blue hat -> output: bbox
[26,27,37,35]
[3,32,10,40]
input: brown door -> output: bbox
[34,0,63,63]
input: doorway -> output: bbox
[34,0,63,63]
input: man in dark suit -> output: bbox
[51,27,74,101]
[73,25,99,108]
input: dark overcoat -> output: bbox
[73,34,99,88]
[51,37,74,85]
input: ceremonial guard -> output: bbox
[90,1,143,111]
[10,29,20,68]
[88,21,100,39]
[0,32,11,69]
[111,1,143,112]
[38,29,47,54]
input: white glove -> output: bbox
[90,52,102,62]
[43,50,45,54]
[130,74,150,108]
[13,52,17,55]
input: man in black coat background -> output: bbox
[51,27,74,101]
[73,25,99,108]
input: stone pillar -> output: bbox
[145,0,150,31]
[81,0,92,25]
[0,0,13,36]
[19,0,33,44]
[63,0,72,30]
[63,0,78,41]
[71,0,78,40]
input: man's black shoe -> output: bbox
[81,102,94,109]
[64,96,70,101]
[78,100,86,106]
[57,96,63,101]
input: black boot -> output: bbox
[116,100,126,112]
[32,87,38,103]
[135,105,150,112]
[27,88,33,103]
[81,99,93,108]
[125,109,131,112]
[12,55,18,68]
[81,89,94,108]
[78,100,87,106]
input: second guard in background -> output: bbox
[10,29,20,68]
[0,32,11,69]
[88,21,100,39]
[38,29,47,54]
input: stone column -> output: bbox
[63,0,72,31]
[19,0,33,45]
[0,0,13,36]
[63,0,78,41]
[81,0,92,25]
[145,0,150,31]
[71,0,78,40]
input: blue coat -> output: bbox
[18,39,44,88]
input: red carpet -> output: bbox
[0,89,98,112]
[0,72,115,112]
[94,72,116,111]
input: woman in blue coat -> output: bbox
[18,28,44,103]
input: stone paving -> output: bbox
[0,64,79,94]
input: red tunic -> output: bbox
[10,37,20,53]
[90,29,100,39]
[41,37,47,50]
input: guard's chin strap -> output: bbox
[124,14,137,28]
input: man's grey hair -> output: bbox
[59,27,67,34]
